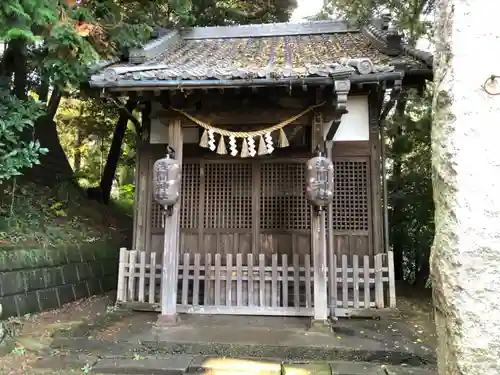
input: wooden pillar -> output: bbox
[158,118,183,326]
[369,89,383,255]
[133,103,151,251]
[325,140,335,318]
[310,111,329,328]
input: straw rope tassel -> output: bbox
[278,128,289,148]
[241,138,250,158]
[216,135,227,155]
[199,129,209,148]
[257,135,268,155]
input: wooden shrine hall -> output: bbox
[89,18,433,326]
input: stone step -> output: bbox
[31,353,437,375]
[51,336,435,367]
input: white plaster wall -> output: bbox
[328,95,369,142]
[150,118,165,144]
[150,118,198,144]
[150,95,370,144]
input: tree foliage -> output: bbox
[0,89,46,182]
[321,0,435,284]
[322,0,434,44]
[0,0,297,184]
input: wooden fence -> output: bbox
[117,248,396,317]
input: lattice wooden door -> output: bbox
[174,159,315,316]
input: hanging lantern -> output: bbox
[305,146,334,209]
[152,145,181,214]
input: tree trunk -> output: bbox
[11,40,27,100]
[431,0,500,373]
[23,89,73,186]
[414,255,429,287]
[74,126,82,173]
[99,100,137,204]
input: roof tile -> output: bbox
[91,21,430,85]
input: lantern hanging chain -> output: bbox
[482,75,500,95]
[170,101,326,138]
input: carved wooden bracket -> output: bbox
[378,77,403,123]
[325,80,350,141]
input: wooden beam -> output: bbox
[158,118,183,326]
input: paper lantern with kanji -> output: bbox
[305,149,334,208]
[152,146,181,209]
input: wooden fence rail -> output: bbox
[117,249,396,317]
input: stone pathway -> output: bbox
[0,293,114,375]
[0,285,438,374]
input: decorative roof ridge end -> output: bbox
[362,23,403,57]
[362,21,433,68]
[129,30,181,65]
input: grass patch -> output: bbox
[0,179,132,249]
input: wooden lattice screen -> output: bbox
[204,163,252,229]
[332,158,370,232]
[260,162,310,231]
[149,158,371,254]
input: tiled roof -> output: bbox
[91,20,432,85]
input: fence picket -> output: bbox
[332,254,337,312]
[352,255,359,308]
[226,254,233,307]
[236,254,243,306]
[247,254,254,306]
[148,252,156,304]
[342,254,348,308]
[215,254,221,305]
[327,252,335,311]
[138,251,146,303]
[259,254,265,307]
[363,255,370,308]
[117,248,128,302]
[271,254,278,307]
[128,250,137,302]
[387,251,396,308]
[182,253,190,305]
[282,254,288,308]
[293,254,300,308]
[304,254,311,308]
[204,253,212,305]
[374,254,384,308]
[193,253,201,306]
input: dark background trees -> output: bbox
[0,0,297,247]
